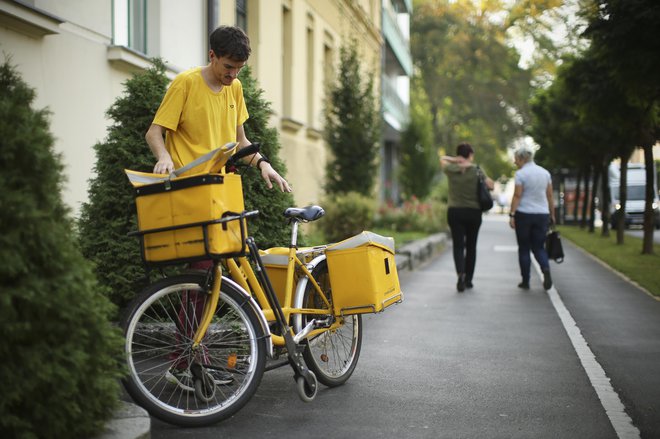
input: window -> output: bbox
[282,4,293,117]
[113,0,147,53]
[236,0,247,32]
[306,18,315,126]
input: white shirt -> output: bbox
[515,161,551,214]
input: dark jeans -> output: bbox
[447,207,482,282]
[514,212,550,283]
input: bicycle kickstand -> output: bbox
[245,237,318,402]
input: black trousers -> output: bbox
[447,207,483,282]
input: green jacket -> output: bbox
[445,163,487,209]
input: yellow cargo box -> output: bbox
[325,232,403,315]
[132,173,245,264]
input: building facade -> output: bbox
[381,0,411,203]
[0,0,408,212]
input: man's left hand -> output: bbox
[260,162,292,192]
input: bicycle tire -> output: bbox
[121,273,267,427]
[300,260,362,387]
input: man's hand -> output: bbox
[153,154,175,174]
[259,161,292,192]
[145,124,174,174]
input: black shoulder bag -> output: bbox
[476,166,493,211]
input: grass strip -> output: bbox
[558,225,660,297]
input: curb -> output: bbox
[103,233,448,438]
[95,400,150,439]
[395,232,447,272]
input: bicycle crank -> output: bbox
[190,363,216,402]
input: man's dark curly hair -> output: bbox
[210,26,251,61]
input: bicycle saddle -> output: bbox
[284,205,325,222]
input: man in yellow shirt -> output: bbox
[145,25,291,192]
[144,25,291,391]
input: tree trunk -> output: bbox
[616,158,629,245]
[573,168,582,223]
[601,160,611,237]
[642,144,655,254]
[588,165,600,233]
[581,166,591,229]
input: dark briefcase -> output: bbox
[546,229,564,263]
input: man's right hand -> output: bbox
[153,155,174,174]
[145,124,174,174]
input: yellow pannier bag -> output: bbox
[325,231,403,315]
[259,249,290,306]
[125,144,247,264]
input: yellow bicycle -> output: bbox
[121,145,402,426]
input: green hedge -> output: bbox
[319,192,376,243]
[0,61,124,438]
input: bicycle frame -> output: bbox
[223,221,339,348]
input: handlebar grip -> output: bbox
[226,143,261,167]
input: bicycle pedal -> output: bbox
[293,320,316,344]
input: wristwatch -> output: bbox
[256,156,270,169]
[509,212,515,218]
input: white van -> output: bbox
[608,162,660,229]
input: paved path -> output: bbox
[150,215,660,438]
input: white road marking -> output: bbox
[532,262,641,439]
[493,245,518,252]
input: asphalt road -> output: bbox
[625,228,660,243]
[151,215,660,439]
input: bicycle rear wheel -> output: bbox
[121,273,266,427]
[300,260,362,387]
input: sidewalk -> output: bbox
[95,232,447,439]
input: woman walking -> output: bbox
[508,148,555,290]
[441,143,494,292]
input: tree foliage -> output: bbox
[584,0,660,253]
[399,74,438,200]
[530,0,660,252]
[0,60,123,439]
[324,40,381,196]
[412,0,534,178]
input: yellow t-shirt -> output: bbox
[152,67,249,168]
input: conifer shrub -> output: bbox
[239,66,298,248]
[78,60,170,309]
[324,40,381,197]
[0,60,123,439]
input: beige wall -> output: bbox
[0,0,382,214]
[248,0,382,205]
[1,0,128,214]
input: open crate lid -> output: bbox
[124,142,238,187]
[325,231,395,254]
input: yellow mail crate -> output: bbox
[134,173,245,263]
[325,232,403,315]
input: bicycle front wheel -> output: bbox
[121,273,267,427]
[300,260,362,387]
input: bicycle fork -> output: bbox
[246,237,318,401]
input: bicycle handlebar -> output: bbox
[226,143,261,168]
